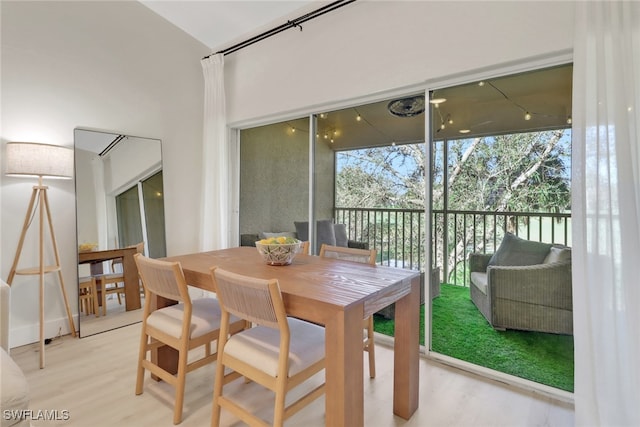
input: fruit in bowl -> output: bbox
[255,236,304,266]
[78,242,98,252]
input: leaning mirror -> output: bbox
[74,128,166,337]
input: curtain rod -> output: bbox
[202,0,356,59]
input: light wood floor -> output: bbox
[79,293,143,337]
[10,324,574,427]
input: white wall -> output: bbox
[224,1,575,125]
[0,1,209,346]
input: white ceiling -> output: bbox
[139,1,317,51]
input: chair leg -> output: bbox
[135,330,148,395]
[366,316,376,379]
[92,284,100,318]
[103,284,109,316]
[173,341,189,424]
[210,369,224,426]
[211,341,228,427]
[273,376,287,427]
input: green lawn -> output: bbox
[373,283,574,392]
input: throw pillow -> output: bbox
[543,246,572,264]
[488,232,552,267]
[294,221,309,241]
[333,224,349,247]
[316,219,336,249]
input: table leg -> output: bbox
[123,251,141,311]
[324,303,364,427]
[392,275,420,419]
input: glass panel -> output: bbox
[116,185,143,248]
[311,113,337,254]
[239,118,310,245]
[141,171,166,258]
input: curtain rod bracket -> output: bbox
[288,20,303,31]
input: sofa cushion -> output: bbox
[544,246,572,264]
[488,232,552,267]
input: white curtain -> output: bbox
[200,54,229,251]
[572,2,640,426]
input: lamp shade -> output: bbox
[5,142,73,179]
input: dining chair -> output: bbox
[95,242,145,313]
[78,276,99,317]
[319,244,378,378]
[134,254,246,425]
[210,267,326,427]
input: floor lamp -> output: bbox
[5,142,77,369]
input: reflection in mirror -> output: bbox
[74,128,166,337]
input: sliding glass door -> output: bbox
[428,64,574,392]
[115,170,166,258]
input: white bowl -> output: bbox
[255,240,304,266]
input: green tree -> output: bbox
[335,129,571,276]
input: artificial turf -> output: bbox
[373,283,574,392]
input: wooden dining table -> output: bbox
[162,246,420,426]
[78,247,141,311]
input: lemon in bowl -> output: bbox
[255,236,304,266]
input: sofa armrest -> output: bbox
[469,253,492,273]
[347,240,369,250]
[240,234,259,247]
[487,261,572,310]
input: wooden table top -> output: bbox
[78,247,137,264]
[165,246,419,317]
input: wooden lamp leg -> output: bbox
[6,184,77,369]
[42,188,76,338]
[6,187,39,286]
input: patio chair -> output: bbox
[469,233,573,335]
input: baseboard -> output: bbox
[10,314,77,349]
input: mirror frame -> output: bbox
[74,128,165,337]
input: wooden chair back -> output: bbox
[319,243,378,378]
[211,267,286,332]
[134,253,189,304]
[319,244,377,265]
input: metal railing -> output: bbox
[334,207,572,286]
[335,207,425,270]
